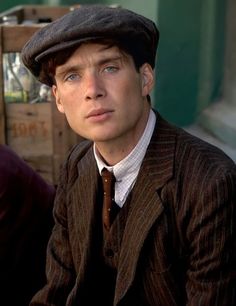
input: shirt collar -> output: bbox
[94,109,156,180]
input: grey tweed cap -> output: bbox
[21,5,159,86]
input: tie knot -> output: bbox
[101,168,116,198]
[101,168,115,183]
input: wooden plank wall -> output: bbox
[0,26,6,144]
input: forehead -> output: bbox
[53,42,137,79]
[67,42,131,64]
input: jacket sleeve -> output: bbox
[185,169,236,305]
[30,149,78,306]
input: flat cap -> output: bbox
[21,5,159,86]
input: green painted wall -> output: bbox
[156,0,226,125]
[0,0,42,12]
[156,1,201,125]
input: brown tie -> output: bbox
[101,168,116,230]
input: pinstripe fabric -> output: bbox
[30,113,236,306]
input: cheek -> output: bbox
[52,86,66,113]
[122,79,143,108]
[62,107,84,136]
[59,93,84,121]
[58,90,79,111]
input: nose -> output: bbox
[84,72,105,101]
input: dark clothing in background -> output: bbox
[0,145,55,306]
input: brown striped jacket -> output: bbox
[31,113,236,306]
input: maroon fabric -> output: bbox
[0,145,55,306]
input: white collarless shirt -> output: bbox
[94,109,156,208]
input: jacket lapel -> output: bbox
[115,114,177,304]
[72,146,100,283]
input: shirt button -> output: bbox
[105,248,114,258]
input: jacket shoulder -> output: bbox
[68,140,93,167]
[60,140,93,187]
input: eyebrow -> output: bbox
[55,54,123,78]
[96,55,123,66]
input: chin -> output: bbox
[83,129,115,142]
[90,133,115,143]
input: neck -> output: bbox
[95,107,151,166]
[95,142,134,166]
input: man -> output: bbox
[21,5,236,306]
[0,145,55,306]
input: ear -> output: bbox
[52,85,65,114]
[140,63,154,97]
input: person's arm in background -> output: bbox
[0,144,55,306]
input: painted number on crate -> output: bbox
[10,121,49,138]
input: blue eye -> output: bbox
[66,73,80,81]
[104,66,118,73]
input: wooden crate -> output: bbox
[0,5,82,184]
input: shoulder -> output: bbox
[66,139,93,169]
[156,113,235,173]
[0,145,55,208]
[154,113,235,187]
[0,144,40,184]
[0,145,26,172]
[175,127,235,177]
[171,127,236,208]
[59,140,93,187]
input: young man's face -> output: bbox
[52,42,154,148]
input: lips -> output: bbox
[86,108,113,118]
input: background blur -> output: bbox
[0,0,235,162]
